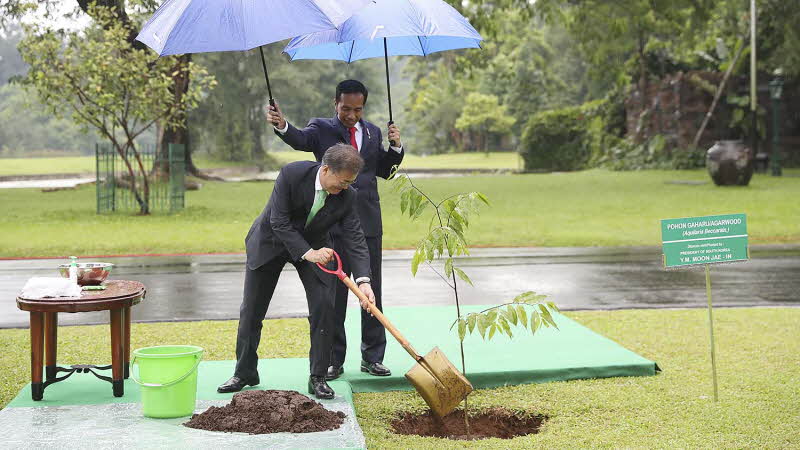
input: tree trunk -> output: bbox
[250,105,265,161]
[691,42,746,149]
[80,1,208,180]
[637,28,648,100]
[155,54,222,180]
[155,54,190,177]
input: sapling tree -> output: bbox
[17,4,215,214]
[391,168,559,429]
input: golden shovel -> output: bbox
[317,251,473,418]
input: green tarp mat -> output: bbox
[8,306,658,408]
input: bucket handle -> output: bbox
[130,352,202,388]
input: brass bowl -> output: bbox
[57,262,114,286]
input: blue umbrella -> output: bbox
[135,0,373,103]
[283,0,482,137]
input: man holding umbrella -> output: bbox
[267,79,404,380]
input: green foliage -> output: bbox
[0,22,26,84]
[681,0,800,78]
[452,293,559,342]
[594,134,703,171]
[443,0,535,40]
[758,1,800,77]
[519,82,709,172]
[519,104,594,171]
[190,46,388,162]
[392,167,559,352]
[393,171,488,276]
[454,92,515,152]
[537,0,714,90]
[405,64,467,154]
[0,83,100,155]
[405,10,592,154]
[16,4,215,213]
[724,93,766,141]
[0,23,103,155]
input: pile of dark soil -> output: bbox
[391,408,546,440]
[184,390,346,434]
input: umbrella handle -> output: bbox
[388,120,397,147]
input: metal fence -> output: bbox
[96,143,185,214]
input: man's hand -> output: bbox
[387,123,401,148]
[306,247,334,264]
[266,101,286,129]
[358,282,376,314]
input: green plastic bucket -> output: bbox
[131,345,203,418]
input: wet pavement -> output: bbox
[1,246,798,328]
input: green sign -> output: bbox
[661,214,749,268]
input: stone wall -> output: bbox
[624,71,799,166]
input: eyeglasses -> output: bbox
[333,173,357,188]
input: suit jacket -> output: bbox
[244,161,371,280]
[276,116,405,237]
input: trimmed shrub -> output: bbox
[519,105,588,171]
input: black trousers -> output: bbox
[330,234,386,366]
[234,252,335,378]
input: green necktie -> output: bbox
[305,189,328,227]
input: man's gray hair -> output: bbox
[322,143,364,174]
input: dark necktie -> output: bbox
[349,126,358,151]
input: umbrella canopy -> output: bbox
[137,0,373,56]
[135,0,372,102]
[283,0,482,61]
[282,0,482,129]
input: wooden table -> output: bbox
[16,280,146,401]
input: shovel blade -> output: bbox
[404,346,473,418]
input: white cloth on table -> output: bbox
[19,277,82,299]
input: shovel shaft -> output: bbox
[341,276,421,361]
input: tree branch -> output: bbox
[425,261,454,289]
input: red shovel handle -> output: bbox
[320,249,422,361]
[315,250,346,280]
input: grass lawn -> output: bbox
[0,169,798,258]
[272,150,523,170]
[0,152,521,176]
[0,156,266,176]
[1,308,797,447]
[0,156,99,176]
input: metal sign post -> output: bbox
[661,213,749,402]
[704,264,718,402]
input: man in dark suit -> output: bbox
[267,80,403,380]
[217,144,376,399]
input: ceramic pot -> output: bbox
[706,140,754,186]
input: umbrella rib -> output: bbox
[418,35,427,57]
[306,0,341,31]
[240,0,248,50]
[347,39,355,63]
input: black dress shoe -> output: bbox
[217,375,259,393]
[360,361,391,376]
[326,365,344,381]
[308,375,335,399]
